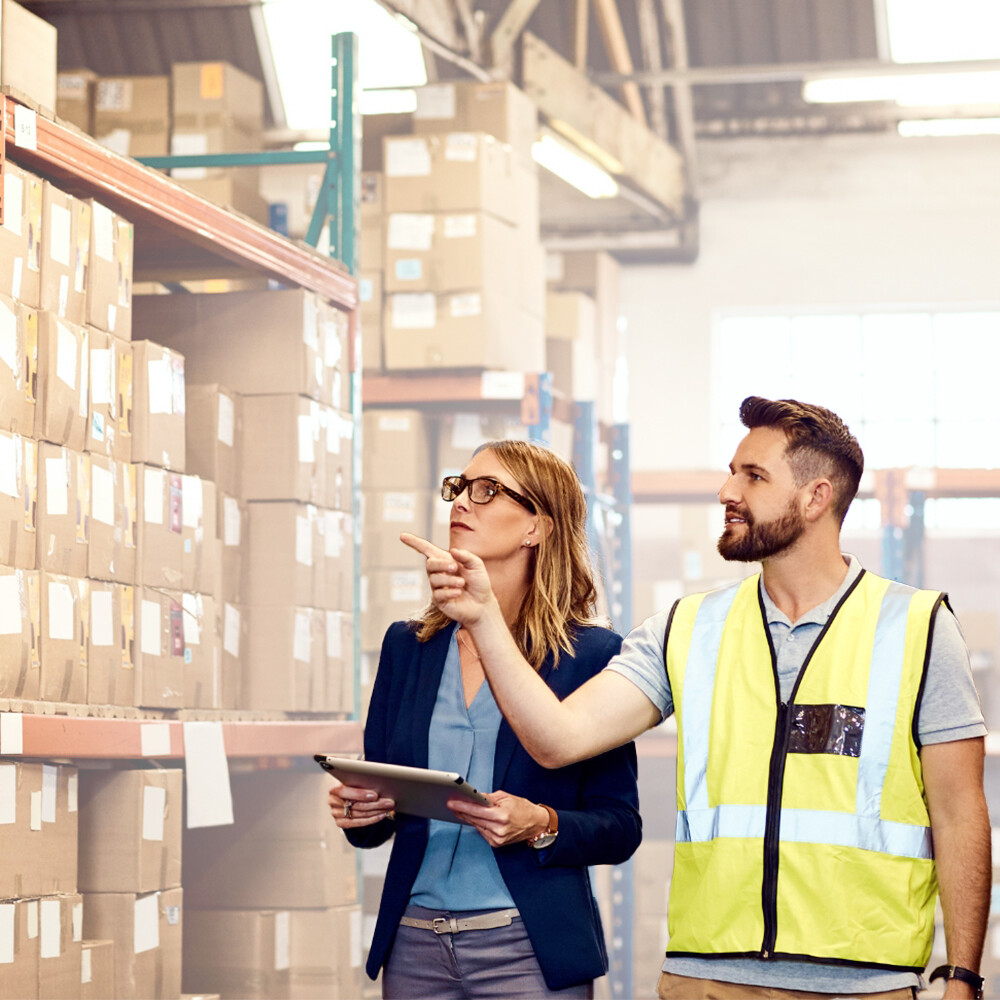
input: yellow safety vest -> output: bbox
[665,569,944,971]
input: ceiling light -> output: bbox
[531,134,619,199]
[899,117,1000,136]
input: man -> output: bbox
[403,396,990,999]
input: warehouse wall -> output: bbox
[622,131,1000,471]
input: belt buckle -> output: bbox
[432,917,450,935]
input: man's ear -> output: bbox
[803,479,835,522]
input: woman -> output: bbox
[329,439,641,999]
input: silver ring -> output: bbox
[344,801,352,819]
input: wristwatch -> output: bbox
[928,964,984,999]
[528,804,558,850]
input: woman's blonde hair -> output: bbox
[414,439,601,669]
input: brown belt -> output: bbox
[399,908,520,935]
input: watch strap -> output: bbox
[527,804,558,845]
[928,964,984,998]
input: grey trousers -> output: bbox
[382,905,596,999]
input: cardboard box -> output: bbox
[40,184,90,327]
[115,334,134,454]
[362,408,432,490]
[182,910,290,1000]
[413,80,538,158]
[87,202,134,339]
[362,489,431,568]
[359,271,383,371]
[87,581,136,707]
[38,764,80,895]
[244,501,316,607]
[82,888,183,1000]
[361,568,428,651]
[289,905,363,1000]
[36,444,89,578]
[132,289,332,402]
[362,112,412,171]
[320,405,352,512]
[218,600,244,709]
[184,384,242,498]
[184,771,358,909]
[93,75,170,158]
[0,566,40,699]
[131,340,185,471]
[87,328,130,462]
[322,610,354,714]
[35,311,89,449]
[89,455,135,583]
[172,61,264,134]
[316,298,350,412]
[0,897,40,998]
[315,508,354,613]
[78,767,183,893]
[383,132,518,224]
[360,213,384,271]
[181,475,217,595]
[172,174,270,225]
[435,410,530,479]
[216,492,245,604]
[37,893,84,1000]
[57,68,97,133]
[135,464,184,589]
[134,586,184,709]
[39,573,87,703]
[182,592,219,709]
[241,395,323,503]
[81,938,115,1000]
[0,293,37,434]
[244,605,320,711]
[361,170,384,216]
[0,430,37,569]
[0,761,45,898]
[0,160,43,306]
[1,0,58,110]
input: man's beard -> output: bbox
[717,498,806,563]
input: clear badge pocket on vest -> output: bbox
[787,703,865,757]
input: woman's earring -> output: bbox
[524,540,532,547]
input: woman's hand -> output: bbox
[400,533,494,626]
[446,790,550,848]
[327,780,395,829]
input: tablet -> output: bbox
[315,754,489,823]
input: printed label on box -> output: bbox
[45,455,69,516]
[391,293,436,330]
[450,292,482,318]
[133,894,159,954]
[182,475,203,529]
[91,588,113,646]
[223,603,240,657]
[217,393,235,446]
[41,765,56,823]
[92,463,114,526]
[0,903,14,965]
[48,581,75,640]
[293,611,311,663]
[90,348,113,404]
[147,358,173,414]
[445,133,479,162]
[0,577,20,636]
[382,492,417,523]
[295,515,313,566]
[96,79,132,112]
[141,600,162,657]
[444,214,478,238]
[414,83,456,120]
[385,137,431,177]
[56,322,77,389]
[142,785,166,842]
[50,203,72,268]
[388,213,435,251]
[93,203,115,262]
[275,911,291,971]
[39,899,60,959]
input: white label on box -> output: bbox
[217,393,235,446]
[3,173,22,236]
[108,304,117,331]
[450,412,483,449]
[144,467,164,524]
[295,515,313,566]
[92,463,115,526]
[182,475,203,528]
[10,257,21,302]
[13,105,37,152]
[141,600,162,656]
[48,581,75,640]
[90,348,113,404]
[140,723,171,757]
[350,908,363,967]
[378,413,412,432]
[0,300,16,374]
[274,911,291,971]
[165,905,179,925]
[93,203,115,262]
[444,214,478,239]
[27,901,37,939]
[133,894,159,954]
[481,371,526,399]
[50,202,72,267]
[40,899,60,959]
[302,294,319,349]
[223,604,240,657]
[56,322,77,389]
[450,292,482,318]
[78,340,89,416]
[91,588,114,646]
[445,132,479,162]
[142,785,167,841]
[29,790,41,830]
[359,277,373,303]
[0,765,15,825]
[414,82,456,120]
[394,259,422,282]
[0,904,14,965]
[96,79,132,112]
[326,611,342,658]
[0,434,17,499]
[81,946,92,983]
[182,593,201,645]
[383,492,417,524]
[325,510,343,557]
[41,765,57,823]
[147,358,173,414]
[385,137,431,177]
[298,414,316,463]
[391,292,436,330]
[545,251,565,281]
[223,497,241,546]
[68,772,78,813]
[387,213,435,251]
[170,131,209,180]
[324,323,342,367]
[0,714,23,756]
[293,611,311,663]
[391,571,424,603]
[0,577,20,635]
[72,901,82,940]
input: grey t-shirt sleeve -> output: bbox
[917,604,987,745]
[603,608,675,719]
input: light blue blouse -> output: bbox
[410,626,515,911]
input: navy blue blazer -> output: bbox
[346,620,642,990]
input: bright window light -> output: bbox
[262,0,427,130]
[531,134,619,199]
[899,117,1000,136]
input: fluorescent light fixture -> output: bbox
[899,117,1000,136]
[804,71,1000,105]
[531,134,619,199]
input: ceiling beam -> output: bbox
[592,0,647,126]
[452,0,482,64]
[488,0,543,70]
[572,0,589,71]
[660,0,697,198]
[636,0,668,140]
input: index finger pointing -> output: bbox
[399,532,450,560]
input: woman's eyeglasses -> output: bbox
[441,475,537,513]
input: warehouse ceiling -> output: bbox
[21,0,1000,262]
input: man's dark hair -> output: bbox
[739,396,864,525]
